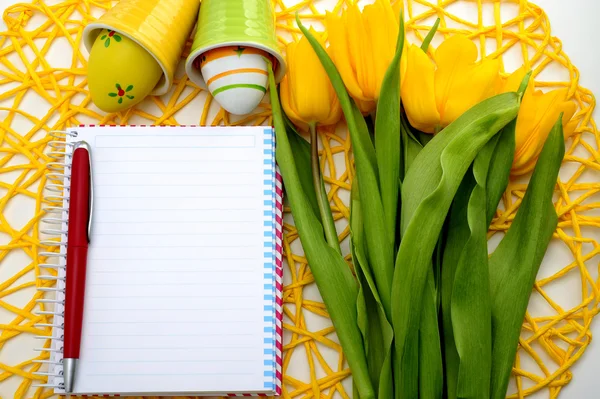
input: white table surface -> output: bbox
[0,0,598,397]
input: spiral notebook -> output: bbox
[39,125,283,396]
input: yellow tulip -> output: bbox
[280,29,342,130]
[501,67,577,175]
[401,35,501,133]
[280,29,343,258]
[326,0,403,113]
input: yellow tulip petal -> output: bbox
[536,89,572,144]
[326,1,401,106]
[283,41,300,117]
[391,0,403,19]
[280,31,341,128]
[391,0,408,84]
[434,34,478,66]
[401,44,440,133]
[513,88,575,173]
[400,51,408,87]
[516,88,565,150]
[434,35,478,116]
[511,157,539,176]
[513,129,544,172]
[382,0,401,87]
[512,98,575,176]
[564,107,579,138]
[356,98,377,114]
[281,41,304,129]
[513,82,538,151]
[324,87,343,126]
[500,65,529,93]
[438,57,501,127]
[323,46,343,126]
[326,11,366,102]
[363,0,398,99]
[347,4,375,99]
[544,88,577,141]
[433,35,501,127]
[281,76,305,130]
[296,31,333,122]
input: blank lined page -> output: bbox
[65,126,276,395]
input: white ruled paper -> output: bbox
[60,126,276,395]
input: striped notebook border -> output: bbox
[261,128,275,392]
[229,128,281,397]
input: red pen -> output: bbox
[63,142,93,393]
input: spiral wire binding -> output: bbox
[33,129,78,392]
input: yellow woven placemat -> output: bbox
[0,0,598,398]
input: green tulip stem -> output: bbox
[309,122,341,255]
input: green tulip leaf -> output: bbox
[283,117,320,221]
[419,270,443,399]
[400,112,423,179]
[486,119,517,225]
[391,92,519,398]
[375,14,405,243]
[297,14,394,319]
[441,168,474,399]
[450,135,498,399]
[489,116,565,399]
[267,62,375,399]
[351,182,394,399]
[420,18,441,52]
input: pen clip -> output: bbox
[73,141,93,242]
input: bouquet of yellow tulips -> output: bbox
[266,1,574,398]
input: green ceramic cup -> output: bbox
[185,0,286,88]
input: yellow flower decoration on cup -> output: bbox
[402,35,501,133]
[326,0,403,114]
[501,67,578,176]
[281,29,342,129]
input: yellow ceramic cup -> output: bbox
[83,0,200,96]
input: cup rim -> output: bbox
[83,22,172,96]
[185,41,286,90]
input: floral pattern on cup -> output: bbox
[101,30,122,48]
[108,83,134,104]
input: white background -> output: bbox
[533,2,600,396]
[0,0,599,397]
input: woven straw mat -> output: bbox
[0,0,598,398]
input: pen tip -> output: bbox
[63,358,77,394]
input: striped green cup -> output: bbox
[184,0,286,90]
